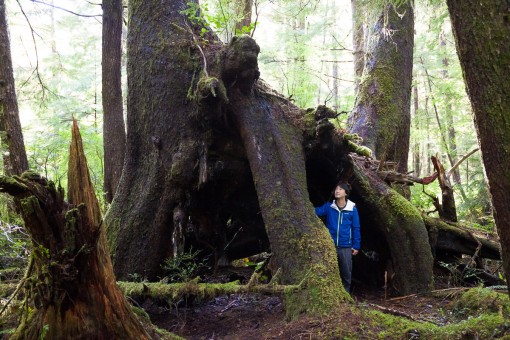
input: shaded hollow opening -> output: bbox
[306,149,389,292]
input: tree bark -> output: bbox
[228,81,347,318]
[351,0,364,93]
[0,122,151,339]
[412,86,421,177]
[447,0,510,294]
[102,0,126,203]
[348,2,414,173]
[431,155,457,222]
[105,0,205,280]
[0,0,29,176]
[235,0,252,33]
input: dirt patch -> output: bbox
[138,266,509,339]
[147,277,509,339]
[147,293,286,339]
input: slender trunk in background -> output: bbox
[102,0,126,203]
[348,2,414,173]
[235,0,252,33]
[351,0,364,93]
[332,61,339,110]
[440,28,461,185]
[412,86,421,177]
[0,0,29,176]
[425,96,431,175]
[447,0,510,294]
[316,0,329,105]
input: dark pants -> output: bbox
[336,247,352,293]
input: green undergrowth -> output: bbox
[326,288,510,339]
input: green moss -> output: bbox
[0,283,16,298]
[0,175,28,191]
[118,280,243,304]
[20,171,41,181]
[386,191,422,221]
[418,313,508,339]
[346,140,373,157]
[282,231,349,320]
[452,287,510,317]
[154,327,184,340]
[105,217,121,256]
[196,76,228,103]
[348,306,510,339]
[131,306,150,321]
[302,108,316,134]
[20,197,38,217]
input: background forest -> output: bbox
[2,0,490,235]
[0,0,491,285]
[1,0,508,338]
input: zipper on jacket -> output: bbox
[336,211,341,246]
[336,210,344,246]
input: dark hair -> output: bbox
[335,182,351,197]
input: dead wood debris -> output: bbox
[350,154,437,185]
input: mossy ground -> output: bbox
[2,274,509,338]
[139,284,509,339]
[116,270,510,339]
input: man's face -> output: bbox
[334,186,346,199]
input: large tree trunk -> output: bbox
[102,0,126,203]
[0,0,29,176]
[105,0,203,279]
[0,121,151,339]
[228,80,347,318]
[447,0,510,294]
[105,0,346,316]
[348,2,414,173]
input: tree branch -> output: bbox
[15,0,49,99]
[30,0,102,17]
[446,148,479,180]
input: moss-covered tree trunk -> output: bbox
[102,0,126,203]
[348,2,414,173]
[0,121,151,339]
[0,0,29,176]
[104,0,345,317]
[447,0,510,293]
[228,81,347,318]
[105,0,204,279]
[350,157,433,295]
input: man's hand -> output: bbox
[352,249,359,256]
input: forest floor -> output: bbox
[146,268,509,339]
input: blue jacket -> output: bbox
[315,200,361,250]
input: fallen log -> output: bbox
[423,214,501,261]
[118,279,299,305]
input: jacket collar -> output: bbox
[330,199,355,212]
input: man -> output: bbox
[315,182,361,293]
